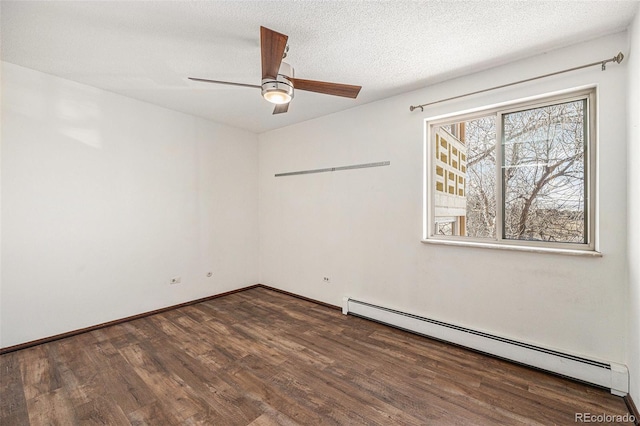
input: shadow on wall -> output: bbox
[7,69,104,149]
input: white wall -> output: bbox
[627,10,640,404]
[259,32,629,364]
[0,62,259,348]
[0,7,4,353]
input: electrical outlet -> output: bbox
[170,276,181,285]
[323,277,330,283]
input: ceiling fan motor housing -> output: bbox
[261,62,295,104]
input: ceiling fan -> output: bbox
[189,26,362,115]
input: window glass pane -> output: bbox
[502,100,587,243]
[433,117,496,238]
[435,220,454,236]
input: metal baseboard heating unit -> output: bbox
[343,297,629,396]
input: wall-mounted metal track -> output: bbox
[275,161,390,177]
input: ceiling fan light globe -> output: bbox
[263,91,291,104]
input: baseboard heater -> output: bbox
[343,297,628,396]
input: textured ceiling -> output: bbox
[1,1,638,133]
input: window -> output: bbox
[424,89,596,252]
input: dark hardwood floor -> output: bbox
[0,287,633,425]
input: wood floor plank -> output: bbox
[73,397,130,425]
[25,387,76,426]
[126,401,179,426]
[1,287,634,425]
[0,351,29,421]
[247,411,299,426]
[137,338,263,424]
[18,345,63,401]
[222,364,326,424]
[118,343,203,423]
[81,340,157,415]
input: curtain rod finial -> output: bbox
[604,52,624,70]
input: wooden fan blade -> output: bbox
[260,26,288,80]
[290,78,361,98]
[273,103,289,115]
[188,77,261,89]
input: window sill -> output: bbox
[421,238,602,257]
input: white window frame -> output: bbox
[422,88,598,255]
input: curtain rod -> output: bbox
[409,52,624,112]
